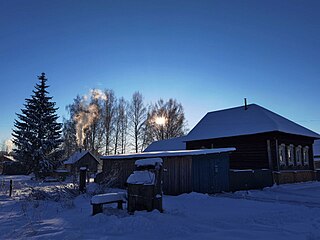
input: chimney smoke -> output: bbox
[74,89,107,148]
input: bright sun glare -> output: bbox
[155,116,166,126]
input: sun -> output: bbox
[155,116,166,126]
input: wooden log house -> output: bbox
[184,104,320,183]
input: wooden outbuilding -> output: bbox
[0,155,21,175]
[98,148,234,195]
[64,150,100,175]
[0,155,16,163]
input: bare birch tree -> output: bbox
[129,92,147,153]
[114,97,128,154]
[103,89,116,155]
[145,98,186,143]
[119,98,129,154]
[86,94,104,155]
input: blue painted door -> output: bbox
[192,153,229,194]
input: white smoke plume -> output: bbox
[74,89,107,148]
[90,89,107,101]
[5,139,14,154]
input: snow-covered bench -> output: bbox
[91,192,127,215]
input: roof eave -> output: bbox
[100,148,236,160]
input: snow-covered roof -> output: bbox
[64,151,99,165]
[185,104,320,141]
[144,136,186,152]
[314,140,320,157]
[3,155,16,162]
[101,148,235,160]
[135,158,163,167]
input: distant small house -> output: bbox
[1,155,28,175]
[0,155,16,174]
[64,150,100,174]
[2,155,16,163]
[0,152,15,163]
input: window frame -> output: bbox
[287,144,294,166]
[279,144,286,166]
[295,145,302,166]
[303,146,309,165]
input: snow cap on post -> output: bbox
[127,171,156,185]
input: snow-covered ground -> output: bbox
[1,175,320,240]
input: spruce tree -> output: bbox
[12,73,62,178]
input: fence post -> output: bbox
[9,180,13,197]
[87,170,90,184]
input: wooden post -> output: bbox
[92,204,103,215]
[117,201,123,210]
[9,180,13,197]
[87,170,90,184]
[79,167,87,193]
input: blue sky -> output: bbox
[0,0,320,144]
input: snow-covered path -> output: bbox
[0,176,320,240]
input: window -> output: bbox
[303,146,309,165]
[295,145,302,165]
[287,144,294,166]
[279,144,286,166]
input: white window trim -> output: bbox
[295,145,302,166]
[279,144,286,166]
[303,146,309,165]
[287,144,294,166]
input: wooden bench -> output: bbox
[91,192,127,215]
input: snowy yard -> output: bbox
[1,176,320,240]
